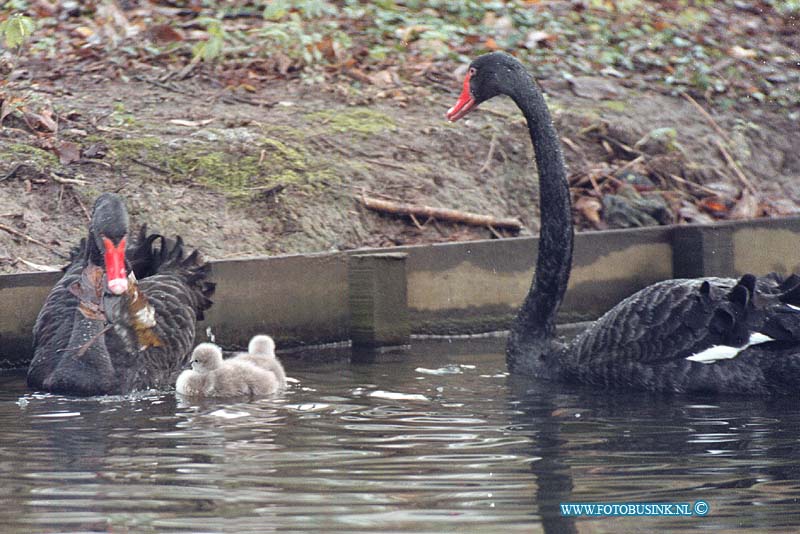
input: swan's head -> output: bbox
[447,52,530,122]
[90,193,130,295]
[248,335,276,356]
[190,343,224,373]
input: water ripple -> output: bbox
[2,340,800,532]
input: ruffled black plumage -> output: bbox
[28,195,214,396]
[451,52,800,395]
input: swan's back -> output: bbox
[106,234,215,390]
[554,275,800,394]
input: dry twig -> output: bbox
[0,163,25,183]
[50,172,87,186]
[479,132,498,174]
[681,93,733,145]
[667,174,721,196]
[0,223,68,258]
[615,155,645,176]
[714,139,756,194]
[70,190,91,222]
[360,194,522,231]
[365,158,406,171]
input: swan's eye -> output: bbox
[468,67,476,77]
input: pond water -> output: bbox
[1,338,799,533]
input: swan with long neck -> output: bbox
[448,52,800,394]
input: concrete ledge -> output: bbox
[201,252,349,349]
[0,271,61,369]
[349,253,409,347]
[2,216,800,369]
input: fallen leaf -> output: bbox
[73,26,94,39]
[653,20,671,31]
[32,0,58,17]
[705,181,739,198]
[574,195,604,228]
[729,190,761,219]
[147,24,184,44]
[54,140,81,164]
[397,25,430,43]
[0,98,17,124]
[698,197,732,217]
[39,109,57,132]
[22,109,58,133]
[272,52,293,75]
[729,45,757,59]
[484,37,500,51]
[344,67,371,84]
[316,36,340,62]
[83,142,108,159]
[368,69,398,88]
[678,202,715,224]
[524,30,556,48]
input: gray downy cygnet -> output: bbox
[231,335,287,389]
[176,342,281,397]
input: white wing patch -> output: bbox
[686,332,774,365]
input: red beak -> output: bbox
[102,236,128,295]
[446,70,477,122]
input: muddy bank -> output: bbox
[1,71,799,273]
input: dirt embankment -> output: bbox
[1,67,799,274]
[0,68,800,272]
[2,1,800,272]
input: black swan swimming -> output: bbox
[28,193,215,396]
[176,342,283,397]
[447,52,800,394]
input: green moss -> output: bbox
[305,107,395,135]
[260,123,308,142]
[190,152,262,196]
[107,134,334,198]
[601,100,628,113]
[4,142,58,166]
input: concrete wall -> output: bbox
[394,224,674,333]
[2,216,800,368]
[0,271,60,368]
[200,252,350,349]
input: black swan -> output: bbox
[176,342,282,397]
[233,334,287,387]
[28,193,215,396]
[447,52,800,394]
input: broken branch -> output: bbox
[681,92,733,145]
[714,138,756,194]
[479,132,498,173]
[50,172,87,186]
[0,223,68,258]
[359,195,522,231]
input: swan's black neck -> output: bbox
[506,77,573,369]
[85,230,103,266]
